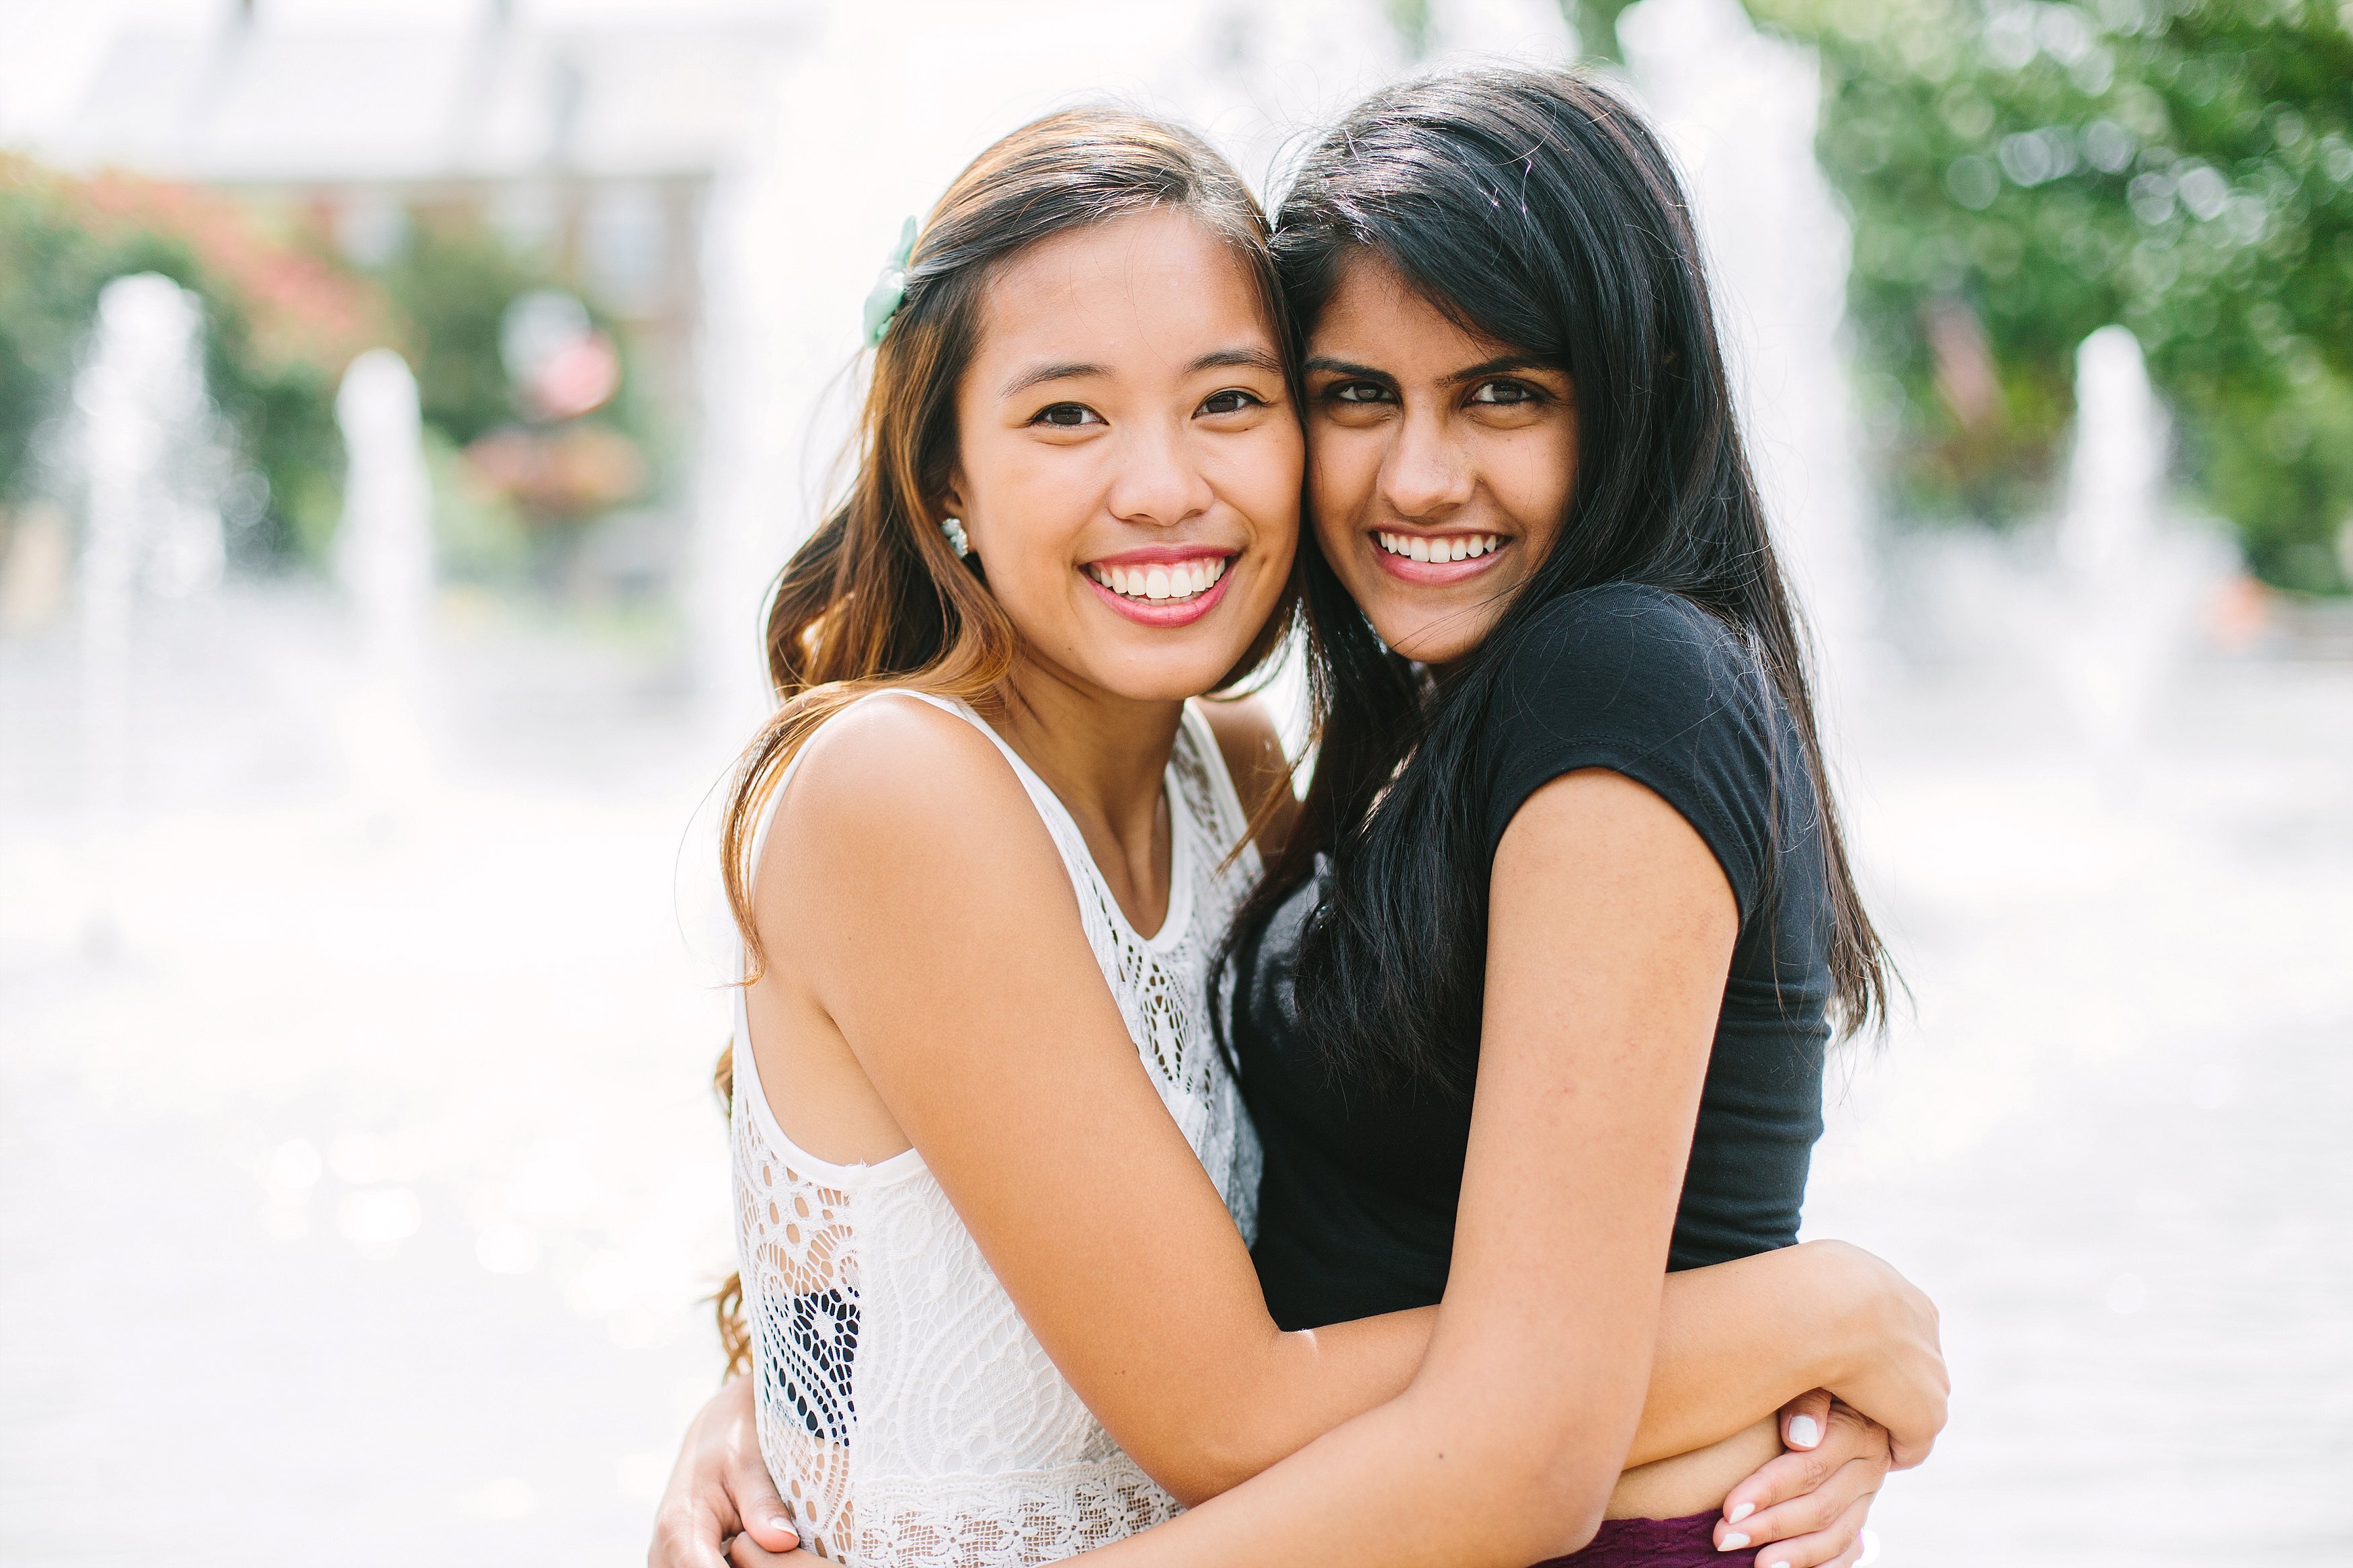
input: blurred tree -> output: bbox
[378,212,654,568]
[1562,0,1640,61]
[0,157,386,563]
[379,212,541,448]
[1389,0,1434,58]
[1749,0,2353,593]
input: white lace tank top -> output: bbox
[730,690,1264,1567]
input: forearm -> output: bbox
[1250,1255,1830,1495]
[1110,1234,1883,1505]
[1622,1243,1851,1467]
[1083,1378,1613,1568]
[1148,1305,1434,1502]
[1175,1241,1846,1499]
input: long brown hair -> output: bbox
[711,107,1293,1376]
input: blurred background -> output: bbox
[0,1,2345,1564]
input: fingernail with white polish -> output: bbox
[1718,1533,1750,1551]
[1788,1414,1821,1448]
[1768,1560,1791,1568]
[1726,1502,1755,1525]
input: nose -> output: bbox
[1380,405,1474,522]
[1105,415,1216,529]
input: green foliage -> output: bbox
[420,425,531,584]
[1388,0,1434,58]
[376,212,660,526]
[1564,0,1641,60]
[0,170,655,577]
[0,160,380,564]
[1752,0,2353,591]
[378,214,541,448]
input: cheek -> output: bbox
[1221,425,1306,543]
[1310,502,1359,583]
[1491,425,1576,555]
[966,450,1090,606]
[1307,427,1382,567]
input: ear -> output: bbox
[939,467,969,522]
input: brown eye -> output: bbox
[1469,379,1540,407]
[1199,388,1263,416]
[1328,380,1392,405]
[1033,403,1104,428]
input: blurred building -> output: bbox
[46,0,803,596]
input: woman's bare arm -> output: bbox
[1055,770,1942,1565]
[1172,694,1939,1475]
[775,701,1421,1503]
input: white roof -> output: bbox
[50,13,803,183]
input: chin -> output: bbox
[1378,616,1487,669]
[1100,655,1246,703]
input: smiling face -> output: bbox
[945,208,1301,704]
[1304,251,1578,669]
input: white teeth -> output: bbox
[1375,532,1503,562]
[1088,556,1228,604]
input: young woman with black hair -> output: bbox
[656,70,1943,1568]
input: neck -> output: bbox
[988,652,1184,854]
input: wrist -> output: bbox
[1793,1239,1882,1396]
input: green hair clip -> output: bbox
[862,216,920,347]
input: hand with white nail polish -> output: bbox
[1710,1395,1892,1567]
[647,1374,819,1568]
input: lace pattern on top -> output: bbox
[731,692,1262,1567]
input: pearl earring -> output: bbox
[941,517,970,559]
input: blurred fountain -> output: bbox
[73,274,227,827]
[2051,326,2216,770]
[332,348,439,805]
[1617,0,1876,703]
[1422,0,1575,56]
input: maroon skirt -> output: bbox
[1531,1510,1722,1566]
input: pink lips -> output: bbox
[1083,546,1237,629]
[1369,533,1507,585]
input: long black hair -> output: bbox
[1232,64,1892,1097]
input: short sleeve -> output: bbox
[1480,584,1781,923]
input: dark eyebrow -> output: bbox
[1003,347,1283,400]
[1189,347,1285,376]
[1304,354,1560,388]
[999,361,1107,399]
[1303,356,1395,382]
[1442,354,1558,388]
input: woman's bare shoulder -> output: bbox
[762,692,1058,893]
[1196,693,1298,858]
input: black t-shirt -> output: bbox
[1234,583,1834,1331]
